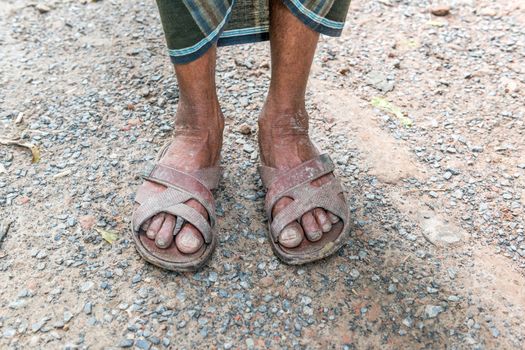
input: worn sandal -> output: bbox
[131,143,221,271]
[259,154,350,264]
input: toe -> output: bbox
[301,211,322,242]
[155,214,176,248]
[314,208,332,233]
[176,224,204,254]
[141,219,151,233]
[278,221,304,248]
[273,197,305,248]
[327,212,340,224]
[147,214,165,239]
[175,198,208,254]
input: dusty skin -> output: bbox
[1,0,525,349]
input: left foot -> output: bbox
[258,104,340,248]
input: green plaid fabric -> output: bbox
[156,0,351,64]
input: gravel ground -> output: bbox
[1,0,524,349]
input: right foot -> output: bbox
[136,107,223,253]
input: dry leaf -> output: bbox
[0,139,41,163]
[53,169,72,179]
[398,39,420,49]
[427,20,447,27]
[371,97,413,127]
[95,228,119,244]
[15,113,24,124]
[0,220,13,245]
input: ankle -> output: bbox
[258,103,309,140]
[263,89,306,114]
[175,99,224,133]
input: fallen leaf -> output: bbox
[95,228,119,244]
[0,139,41,163]
[15,113,24,124]
[427,20,447,27]
[0,220,13,246]
[371,97,413,127]
[398,39,420,49]
[53,169,72,178]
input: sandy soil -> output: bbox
[1,0,524,349]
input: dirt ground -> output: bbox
[1,0,524,349]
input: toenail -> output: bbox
[146,230,156,238]
[180,234,199,247]
[156,239,166,247]
[328,214,339,224]
[322,222,332,232]
[279,228,302,247]
[308,230,322,241]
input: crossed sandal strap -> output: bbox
[132,163,219,243]
[132,188,213,243]
[259,154,336,217]
[269,179,347,240]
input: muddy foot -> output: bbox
[258,106,340,248]
[136,109,223,253]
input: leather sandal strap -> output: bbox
[159,203,212,243]
[269,179,346,240]
[191,167,222,190]
[137,163,215,217]
[132,187,192,232]
[260,154,335,217]
[133,161,220,243]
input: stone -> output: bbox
[431,5,450,16]
[208,271,218,282]
[79,281,94,292]
[259,277,274,288]
[350,269,360,279]
[479,8,497,17]
[132,274,142,283]
[238,124,252,135]
[35,4,51,13]
[64,311,74,323]
[365,71,395,93]
[243,144,255,153]
[3,328,16,338]
[140,87,150,97]
[424,305,444,319]
[135,339,151,350]
[83,302,93,315]
[119,339,134,348]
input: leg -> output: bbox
[259,0,339,248]
[138,46,224,253]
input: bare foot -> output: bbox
[136,106,223,253]
[258,105,340,248]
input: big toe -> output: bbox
[278,222,304,248]
[176,224,204,254]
